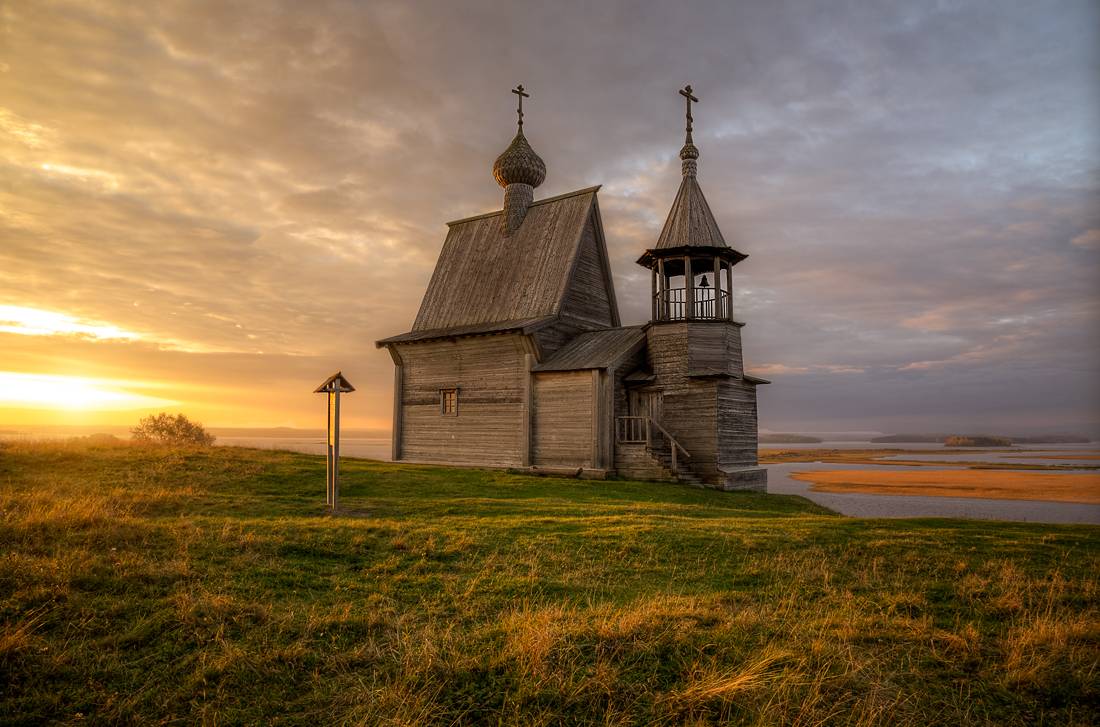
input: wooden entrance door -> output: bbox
[628,390,662,421]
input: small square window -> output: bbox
[440,388,457,416]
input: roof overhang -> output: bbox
[685,370,772,385]
[623,369,656,384]
[314,371,356,393]
[376,316,556,347]
[636,245,748,269]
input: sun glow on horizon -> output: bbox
[0,305,140,341]
[0,372,177,411]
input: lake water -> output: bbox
[766,462,1100,525]
[876,451,1100,467]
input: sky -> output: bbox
[1,0,1098,435]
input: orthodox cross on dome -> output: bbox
[679,84,699,143]
[512,84,530,129]
[678,85,701,176]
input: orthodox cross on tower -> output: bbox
[512,84,530,129]
[679,84,699,143]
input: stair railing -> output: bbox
[615,416,692,474]
[647,418,692,473]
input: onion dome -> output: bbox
[492,130,546,189]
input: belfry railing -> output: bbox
[655,287,729,320]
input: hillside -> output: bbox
[1,442,1098,725]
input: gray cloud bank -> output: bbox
[1,0,1097,433]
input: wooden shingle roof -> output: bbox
[408,187,603,334]
[532,326,646,371]
[635,174,748,268]
[654,175,727,250]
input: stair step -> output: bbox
[640,447,703,485]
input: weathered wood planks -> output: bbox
[531,371,594,467]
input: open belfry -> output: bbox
[377,85,768,490]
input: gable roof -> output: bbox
[400,186,610,337]
[532,326,646,371]
[313,371,356,393]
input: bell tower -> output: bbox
[633,85,768,491]
[638,85,748,323]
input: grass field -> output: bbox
[790,469,1100,504]
[1,441,1098,725]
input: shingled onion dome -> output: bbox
[679,133,700,177]
[493,130,546,235]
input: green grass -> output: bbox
[1,442,1098,725]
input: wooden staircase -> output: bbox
[615,416,702,486]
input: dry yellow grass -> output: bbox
[1008,454,1100,461]
[3,443,1098,724]
[791,469,1100,503]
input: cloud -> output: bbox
[0,0,1097,433]
[1071,229,1100,250]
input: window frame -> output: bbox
[440,388,458,417]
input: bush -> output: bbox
[131,413,215,447]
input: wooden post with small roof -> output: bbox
[314,372,355,511]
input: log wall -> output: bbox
[531,371,595,468]
[717,378,760,469]
[687,323,744,376]
[644,320,758,483]
[394,334,528,466]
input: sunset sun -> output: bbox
[0,372,175,412]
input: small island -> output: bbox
[943,435,1014,447]
[759,433,823,444]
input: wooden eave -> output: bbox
[623,369,656,384]
[685,370,771,385]
[644,318,746,329]
[686,368,734,379]
[375,315,556,348]
[636,245,748,269]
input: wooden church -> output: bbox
[377,86,768,491]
